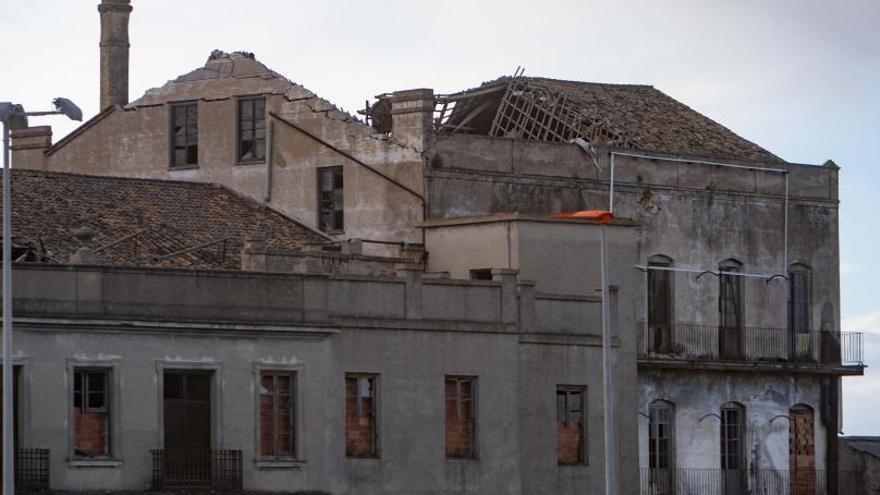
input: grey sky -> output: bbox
[2,0,878,434]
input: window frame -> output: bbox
[66,359,121,465]
[168,100,199,168]
[556,384,587,466]
[316,166,344,233]
[719,259,744,330]
[236,95,267,163]
[648,399,675,470]
[720,402,745,470]
[253,363,302,467]
[344,373,380,459]
[788,263,812,333]
[444,375,477,459]
[647,255,674,329]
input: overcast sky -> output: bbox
[2,0,878,434]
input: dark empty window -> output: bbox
[260,372,295,458]
[469,269,493,281]
[170,102,198,167]
[318,167,344,232]
[647,257,673,329]
[556,385,586,465]
[789,264,811,333]
[73,369,110,457]
[237,97,266,162]
[719,260,743,330]
[445,376,476,458]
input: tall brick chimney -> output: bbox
[98,0,132,110]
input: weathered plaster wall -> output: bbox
[36,63,424,248]
[639,370,827,476]
[839,441,880,493]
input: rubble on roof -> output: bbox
[431,75,783,164]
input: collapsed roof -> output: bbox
[4,170,325,269]
[431,75,783,164]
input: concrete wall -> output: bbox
[8,262,631,494]
[839,441,880,493]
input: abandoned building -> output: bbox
[839,437,880,493]
[3,0,867,493]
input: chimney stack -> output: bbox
[98,0,132,110]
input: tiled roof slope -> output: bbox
[4,170,325,269]
[495,77,783,164]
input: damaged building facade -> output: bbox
[6,0,866,493]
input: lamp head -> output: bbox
[53,98,83,121]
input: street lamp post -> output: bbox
[0,99,81,495]
[553,209,615,495]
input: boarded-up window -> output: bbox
[789,264,811,333]
[73,370,109,457]
[260,372,295,458]
[170,102,198,166]
[237,97,266,162]
[345,374,377,457]
[790,405,816,495]
[445,376,475,458]
[317,166,344,232]
[556,385,586,465]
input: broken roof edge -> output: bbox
[45,105,119,156]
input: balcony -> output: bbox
[11,448,49,490]
[151,449,242,490]
[637,323,864,371]
[640,468,865,495]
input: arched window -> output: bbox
[789,404,816,483]
[648,255,674,352]
[788,263,812,333]
[719,260,744,359]
[648,400,675,492]
[648,400,675,469]
[720,402,746,470]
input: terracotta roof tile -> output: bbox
[3,170,325,269]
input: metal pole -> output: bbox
[609,153,615,213]
[2,118,13,495]
[600,224,616,495]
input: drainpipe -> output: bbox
[264,120,274,204]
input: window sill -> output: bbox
[345,456,381,461]
[446,456,478,462]
[169,165,199,171]
[254,458,306,470]
[67,458,123,468]
[235,160,266,166]
[557,462,589,468]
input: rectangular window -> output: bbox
[648,402,674,469]
[445,376,475,458]
[170,102,198,167]
[469,269,493,281]
[237,97,266,162]
[556,385,586,465]
[719,264,743,330]
[73,369,110,457]
[317,166,344,232]
[647,261,672,329]
[259,372,295,458]
[345,374,377,458]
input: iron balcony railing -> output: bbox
[640,468,865,495]
[10,448,49,490]
[151,449,242,490]
[637,323,864,367]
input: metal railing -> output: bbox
[637,323,864,367]
[151,449,242,490]
[12,448,49,490]
[639,468,865,494]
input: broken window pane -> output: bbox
[345,374,377,457]
[259,371,296,457]
[170,102,198,167]
[317,166,344,232]
[238,97,266,162]
[556,385,586,465]
[73,369,110,458]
